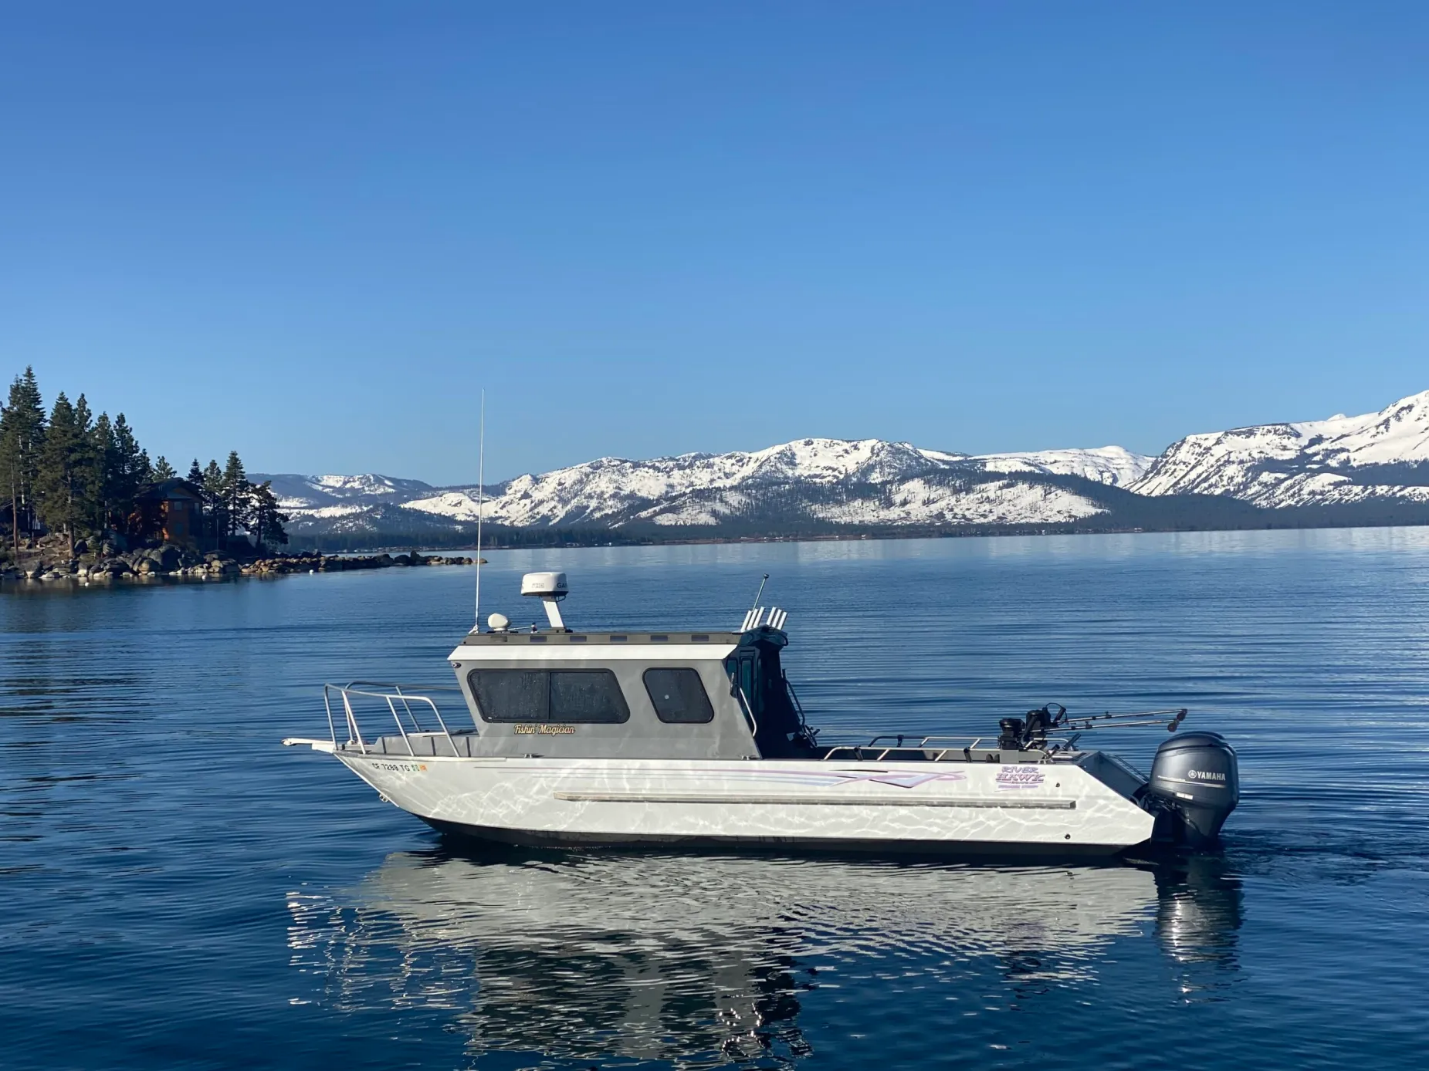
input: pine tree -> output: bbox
[36,392,97,556]
[152,456,176,480]
[0,389,12,551]
[113,414,147,491]
[186,460,208,544]
[90,412,118,531]
[72,395,101,537]
[111,413,149,525]
[221,450,251,538]
[202,459,225,543]
[0,367,47,552]
[250,480,288,552]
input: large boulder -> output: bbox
[156,544,182,571]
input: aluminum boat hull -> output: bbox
[335,752,1156,856]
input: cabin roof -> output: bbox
[458,630,744,647]
[137,478,203,503]
[450,625,788,663]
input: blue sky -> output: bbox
[3,2,1427,484]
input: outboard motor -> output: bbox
[1146,731,1240,846]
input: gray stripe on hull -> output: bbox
[552,791,1075,809]
[420,817,1130,858]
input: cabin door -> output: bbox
[727,651,759,730]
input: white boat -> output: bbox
[284,571,1240,857]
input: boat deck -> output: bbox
[338,731,1072,766]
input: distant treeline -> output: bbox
[293,524,648,554]
[0,366,289,557]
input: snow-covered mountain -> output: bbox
[259,390,1429,542]
[1130,390,1429,507]
[260,438,1151,536]
[261,473,437,513]
[375,439,1150,531]
[406,440,963,527]
[976,446,1152,487]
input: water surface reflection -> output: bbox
[287,846,1243,1066]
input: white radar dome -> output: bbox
[520,572,569,598]
[486,612,510,632]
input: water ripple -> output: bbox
[2,531,1427,1069]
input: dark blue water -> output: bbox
[3,530,1427,1069]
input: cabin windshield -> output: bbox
[725,632,812,758]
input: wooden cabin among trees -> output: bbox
[134,479,204,546]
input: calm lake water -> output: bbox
[3,529,1428,1070]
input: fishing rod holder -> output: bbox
[999,705,1189,751]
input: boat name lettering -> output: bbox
[514,724,578,735]
[1188,769,1226,781]
[995,766,1045,789]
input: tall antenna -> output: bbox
[473,390,485,631]
[750,573,769,614]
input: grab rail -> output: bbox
[820,734,993,763]
[734,685,759,741]
[321,682,467,758]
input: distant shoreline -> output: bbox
[292,510,1429,557]
[9,521,1428,589]
[316,517,1429,562]
[1,549,481,585]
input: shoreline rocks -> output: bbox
[1,544,481,584]
[240,551,479,575]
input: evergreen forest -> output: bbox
[0,367,288,559]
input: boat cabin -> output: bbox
[447,623,809,760]
[343,573,1076,766]
[368,571,809,760]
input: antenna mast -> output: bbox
[473,390,485,631]
[750,573,769,614]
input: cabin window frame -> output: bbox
[642,667,715,724]
[467,668,631,724]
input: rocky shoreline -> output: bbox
[1,541,479,583]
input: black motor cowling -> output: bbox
[1146,731,1240,846]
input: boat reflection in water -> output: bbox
[286,847,1243,1065]
[1154,855,1245,973]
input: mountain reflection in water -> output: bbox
[286,846,1243,1066]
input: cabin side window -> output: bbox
[468,669,630,724]
[548,670,630,723]
[643,668,714,724]
[469,670,547,722]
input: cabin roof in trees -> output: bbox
[137,478,203,504]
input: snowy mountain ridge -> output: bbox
[254,388,1429,538]
[1129,389,1429,507]
[260,438,1151,534]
